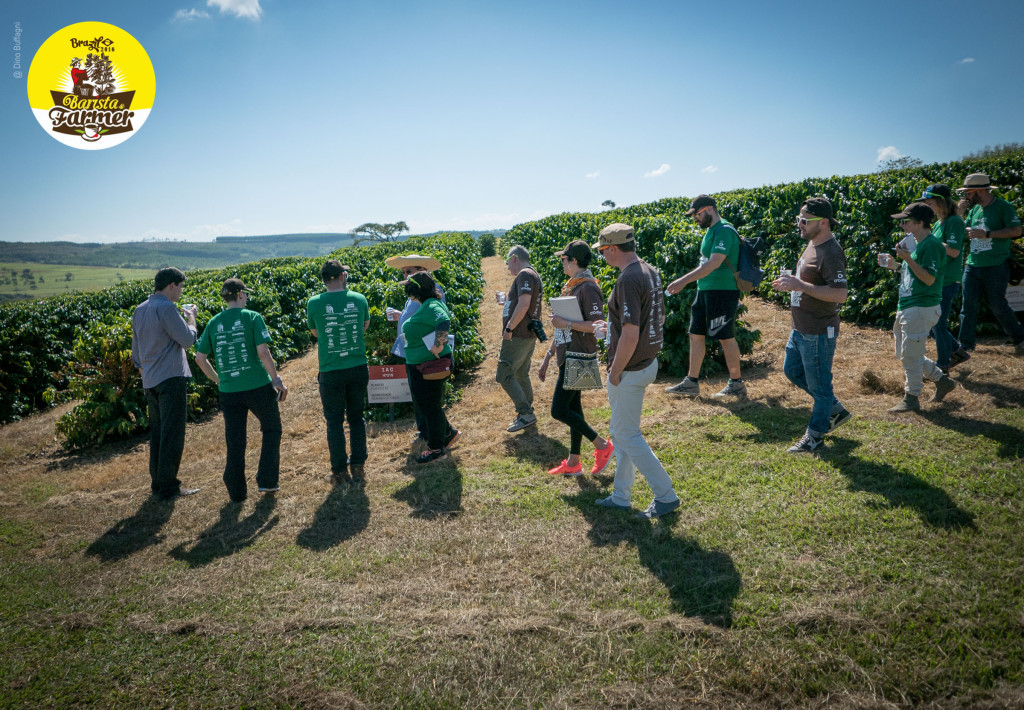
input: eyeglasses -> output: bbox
[797,216,824,226]
[692,206,711,219]
[921,191,939,199]
[559,256,569,262]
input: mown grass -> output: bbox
[0,261,153,300]
[1,257,1022,707]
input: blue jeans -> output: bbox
[783,330,840,438]
[930,282,962,368]
[958,261,1024,350]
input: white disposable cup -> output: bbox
[182,303,197,315]
[386,308,400,321]
[497,291,506,305]
[593,323,607,340]
[779,269,792,278]
[880,253,892,268]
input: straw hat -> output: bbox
[383,254,442,271]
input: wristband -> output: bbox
[504,327,513,333]
[985,230,991,237]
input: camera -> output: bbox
[527,319,548,342]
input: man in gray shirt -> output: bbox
[131,267,200,500]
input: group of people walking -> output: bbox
[130,170,1021,515]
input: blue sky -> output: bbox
[3,0,1022,243]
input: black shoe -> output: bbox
[416,449,448,465]
[444,429,462,449]
[828,408,853,433]
[949,348,971,369]
[787,433,822,454]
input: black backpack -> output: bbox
[720,225,766,292]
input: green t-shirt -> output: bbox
[197,308,273,393]
[306,289,369,372]
[401,298,452,365]
[965,198,1022,268]
[933,215,966,285]
[697,220,740,291]
[898,234,945,310]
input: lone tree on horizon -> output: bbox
[351,221,409,246]
[602,200,616,209]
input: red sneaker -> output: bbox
[591,440,615,474]
[547,459,583,476]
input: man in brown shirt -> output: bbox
[771,197,851,453]
[498,245,544,432]
[593,223,680,519]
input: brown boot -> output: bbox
[930,376,956,402]
[350,464,365,486]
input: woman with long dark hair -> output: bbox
[538,240,614,476]
[400,271,460,464]
[920,184,970,373]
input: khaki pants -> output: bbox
[894,305,943,396]
[496,337,536,417]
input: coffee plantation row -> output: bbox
[502,151,1024,376]
[0,234,486,446]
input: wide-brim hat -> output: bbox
[384,254,442,271]
[956,173,997,192]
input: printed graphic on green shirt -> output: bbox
[197,310,272,393]
[307,291,368,372]
[898,234,945,310]
[966,199,1021,268]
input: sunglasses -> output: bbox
[692,206,711,218]
[797,216,824,226]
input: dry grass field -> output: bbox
[1,256,1022,708]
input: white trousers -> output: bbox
[894,305,943,396]
[606,360,679,505]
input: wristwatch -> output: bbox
[504,327,513,333]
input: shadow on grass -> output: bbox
[953,364,1024,409]
[503,431,568,466]
[563,478,741,629]
[168,496,279,567]
[296,484,370,550]
[722,399,809,445]
[85,495,175,563]
[919,406,1024,459]
[393,461,462,518]
[826,437,976,530]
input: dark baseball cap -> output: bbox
[220,278,251,298]
[686,194,717,216]
[555,239,592,262]
[320,259,351,280]
[803,196,838,228]
[891,203,935,222]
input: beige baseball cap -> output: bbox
[591,223,635,249]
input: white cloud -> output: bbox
[585,171,600,179]
[876,146,903,163]
[701,164,719,174]
[643,163,671,178]
[960,57,975,64]
[173,8,211,21]
[207,0,262,20]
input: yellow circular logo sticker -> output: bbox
[27,22,155,150]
